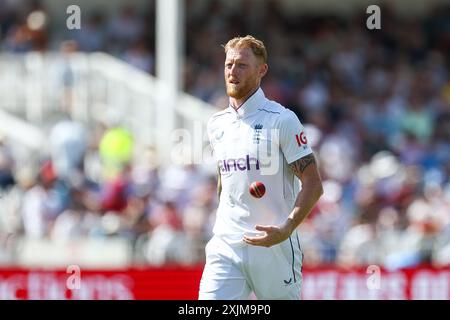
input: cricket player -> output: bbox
[199,35,323,300]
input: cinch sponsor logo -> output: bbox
[295,132,307,147]
[219,155,260,172]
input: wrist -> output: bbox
[281,218,296,236]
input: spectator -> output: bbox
[49,113,87,182]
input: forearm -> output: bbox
[282,153,323,234]
[283,181,323,234]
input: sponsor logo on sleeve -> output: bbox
[295,132,308,149]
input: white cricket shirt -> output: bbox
[207,88,313,245]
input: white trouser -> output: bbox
[198,233,303,300]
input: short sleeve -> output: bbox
[279,110,313,164]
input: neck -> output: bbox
[229,87,259,110]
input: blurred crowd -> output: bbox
[0,113,218,266]
[1,0,450,269]
[0,0,156,72]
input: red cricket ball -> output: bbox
[249,181,266,198]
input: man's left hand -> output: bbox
[243,224,291,247]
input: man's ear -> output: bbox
[259,63,268,78]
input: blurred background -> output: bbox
[0,0,449,299]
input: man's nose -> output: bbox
[229,64,238,76]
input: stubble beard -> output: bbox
[226,80,258,100]
[226,83,242,99]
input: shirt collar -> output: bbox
[228,87,266,117]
